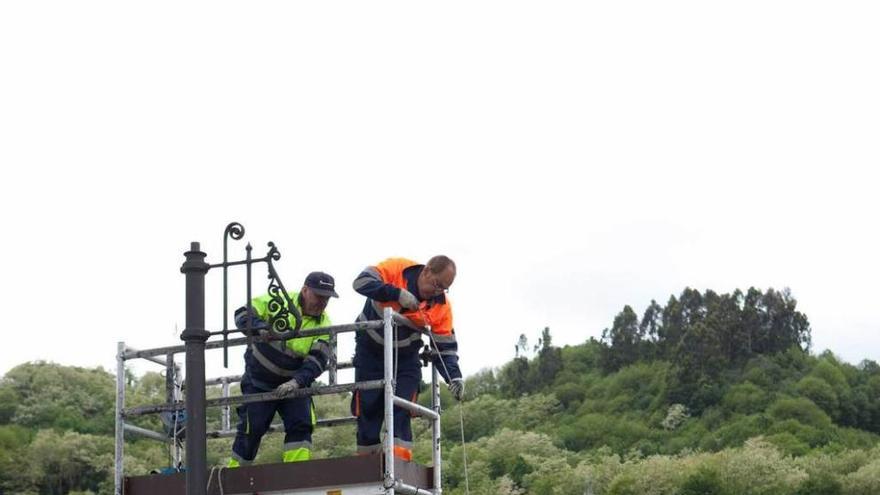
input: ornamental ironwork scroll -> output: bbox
[212,222,302,367]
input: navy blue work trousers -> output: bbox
[231,374,313,463]
[351,360,421,458]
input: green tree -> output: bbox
[796,376,839,420]
[25,429,113,495]
[499,357,530,398]
[532,327,563,389]
[1,362,115,434]
[601,306,642,373]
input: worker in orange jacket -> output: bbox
[351,256,464,461]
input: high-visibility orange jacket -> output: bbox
[352,257,461,380]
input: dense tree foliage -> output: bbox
[1,287,878,494]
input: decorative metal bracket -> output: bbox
[212,222,302,367]
[264,242,303,337]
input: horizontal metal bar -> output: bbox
[393,480,434,495]
[123,321,385,360]
[207,255,271,270]
[124,380,384,417]
[199,371,352,390]
[123,346,169,367]
[316,416,358,428]
[337,361,353,370]
[393,397,439,421]
[207,417,357,439]
[123,423,169,443]
[205,375,242,386]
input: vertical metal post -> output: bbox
[222,231,230,368]
[165,354,176,407]
[245,243,252,346]
[383,308,395,495]
[180,242,210,495]
[115,342,125,495]
[221,378,231,432]
[173,362,182,468]
[432,365,442,495]
[165,354,177,466]
[329,333,338,385]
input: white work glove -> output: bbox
[398,289,420,311]
[275,378,300,397]
[448,378,464,401]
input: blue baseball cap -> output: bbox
[304,271,338,298]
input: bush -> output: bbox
[842,459,880,495]
[795,376,839,419]
[767,419,831,448]
[680,466,723,495]
[765,432,811,457]
[722,382,770,415]
[554,382,586,409]
[795,473,842,495]
[717,438,807,495]
[768,397,832,429]
[698,414,767,451]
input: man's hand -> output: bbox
[448,378,464,401]
[398,289,420,311]
[275,378,300,397]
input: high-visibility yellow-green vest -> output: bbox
[243,291,331,387]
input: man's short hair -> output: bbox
[426,255,456,275]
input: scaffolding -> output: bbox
[114,225,443,495]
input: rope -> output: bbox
[206,465,226,495]
[458,403,470,494]
[419,308,471,495]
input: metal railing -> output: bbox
[114,224,444,495]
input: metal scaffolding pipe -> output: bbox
[124,380,385,417]
[383,308,395,494]
[329,332,338,385]
[432,365,442,495]
[205,374,242,386]
[124,423,169,443]
[114,342,125,495]
[207,416,357,439]
[124,345,168,367]
[392,397,440,421]
[221,378,231,432]
[123,321,384,360]
[393,480,435,495]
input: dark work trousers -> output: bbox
[351,362,421,459]
[231,373,314,463]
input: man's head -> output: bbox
[417,255,456,299]
[301,271,338,317]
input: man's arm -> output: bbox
[234,306,266,336]
[430,330,463,383]
[352,266,401,302]
[291,335,332,387]
[233,292,276,335]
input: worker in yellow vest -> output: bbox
[228,271,337,466]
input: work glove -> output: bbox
[274,378,300,397]
[448,378,464,401]
[398,289,420,311]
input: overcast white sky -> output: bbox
[1,1,878,383]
